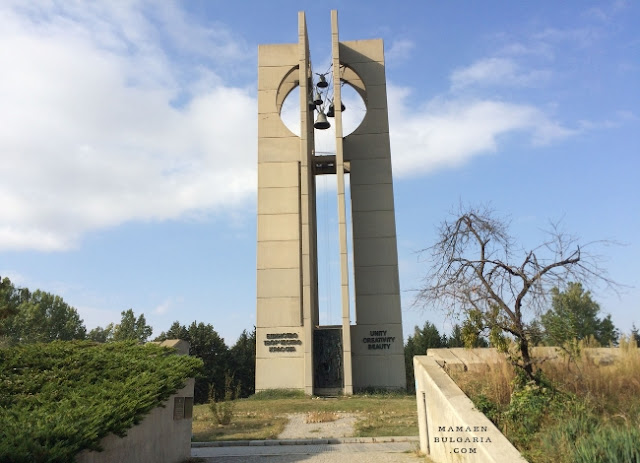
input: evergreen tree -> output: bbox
[541,282,619,347]
[0,277,23,323]
[156,320,230,404]
[445,324,465,347]
[88,325,113,343]
[112,309,152,343]
[187,321,230,403]
[155,320,189,341]
[404,322,446,392]
[229,328,256,398]
[631,324,640,348]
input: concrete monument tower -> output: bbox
[256,10,405,395]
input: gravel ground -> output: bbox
[277,414,358,439]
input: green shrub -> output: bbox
[506,380,552,431]
[208,375,238,425]
[473,393,501,424]
[0,341,202,463]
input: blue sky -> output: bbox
[1,1,638,346]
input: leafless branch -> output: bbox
[414,205,621,378]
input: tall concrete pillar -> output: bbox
[256,10,405,395]
[334,12,405,390]
[255,12,317,393]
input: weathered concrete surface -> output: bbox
[414,355,527,463]
[427,346,625,372]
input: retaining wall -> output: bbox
[414,351,527,463]
[414,346,625,462]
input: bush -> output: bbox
[208,375,238,425]
[473,393,501,424]
[0,341,202,463]
[506,380,552,431]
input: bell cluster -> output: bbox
[310,71,345,130]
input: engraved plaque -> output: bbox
[173,397,185,420]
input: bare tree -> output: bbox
[416,205,617,380]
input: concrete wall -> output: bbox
[413,354,527,463]
[76,340,195,463]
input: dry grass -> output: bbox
[452,339,640,410]
[450,340,640,463]
[353,398,418,437]
[192,406,288,441]
[452,358,515,408]
[543,339,640,416]
[305,411,339,423]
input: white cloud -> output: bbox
[0,2,583,252]
[387,85,575,177]
[386,39,415,64]
[154,300,171,315]
[497,42,555,60]
[532,27,603,48]
[0,2,256,252]
[451,57,551,89]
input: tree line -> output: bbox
[153,322,255,403]
[3,268,638,399]
[0,276,255,404]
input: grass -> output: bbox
[449,338,640,463]
[191,391,418,441]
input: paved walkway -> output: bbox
[192,438,422,463]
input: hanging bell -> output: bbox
[314,111,331,130]
[313,92,323,106]
[326,100,345,118]
[317,74,328,88]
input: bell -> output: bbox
[326,100,345,118]
[314,111,331,130]
[313,92,323,106]
[317,74,328,88]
